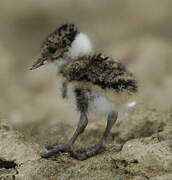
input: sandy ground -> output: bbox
[0,104,172,180]
[0,0,172,179]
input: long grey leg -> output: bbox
[41,112,88,158]
[71,111,118,160]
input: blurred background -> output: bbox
[0,0,172,129]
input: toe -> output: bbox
[70,151,87,160]
[45,145,55,150]
[41,149,59,158]
[45,143,59,150]
[70,146,106,160]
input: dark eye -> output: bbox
[48,47,57,54]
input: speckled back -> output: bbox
[60,54,138,94]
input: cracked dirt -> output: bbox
[0,104,172,180]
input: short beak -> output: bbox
[30,57,47,70]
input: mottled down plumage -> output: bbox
[30,23,138,160]
[60,53,137,94]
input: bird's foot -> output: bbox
[41,143,71,158]
[45,143,60,150]
[70,144,106,160]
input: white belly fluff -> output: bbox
[66,83,136,115]
[88,91,136,115]
[88,91,116,115]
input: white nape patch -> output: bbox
[127,101,136,108]
[68,32,92,59]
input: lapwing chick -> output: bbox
[30,24,138,160]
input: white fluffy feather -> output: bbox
[89,95,115,115]
[68,32,92,59]
[127,101,136,107]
